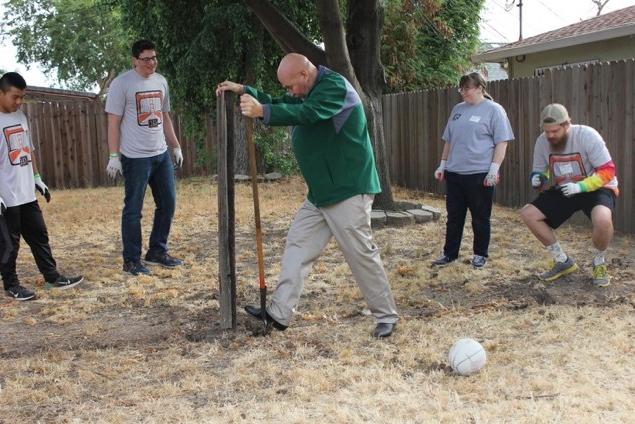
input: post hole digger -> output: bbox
[239,104,287,334]
[244,118,272,335]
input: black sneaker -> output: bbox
[6,285,36,301]
[46,275,84,289]
[431,255,456,267]
[244,305,288,331]
[144,252,183,268]
[123,261,151,276]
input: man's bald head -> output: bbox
[277,53,310,80]
[277,53,317,97]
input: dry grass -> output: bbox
[1,177,634,423]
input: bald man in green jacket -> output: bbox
[216,53,398,338]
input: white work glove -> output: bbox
[531,174,543,188]
[33,173,51,202]
[434,160,447,182]
[560,182,582,197]
[0,196,6,215]
[107,153,122,178]
[172,147,183,168]
[483,162,500,187]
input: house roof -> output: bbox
[473,5,635,63]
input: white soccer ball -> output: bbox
[448,338,487,376]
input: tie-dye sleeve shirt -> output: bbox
[531,125,618,195]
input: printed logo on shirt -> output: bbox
[3,124,31,167]
[469,115,481,123]
[549,152,586,185]
[452,113,462,121]
[135,90,163,128]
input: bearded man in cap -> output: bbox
[519,104,618,287]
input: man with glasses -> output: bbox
[520,104,618,287]
[105,39,184,275]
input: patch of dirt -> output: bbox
[0,307,181,358]
[2,178,635,422]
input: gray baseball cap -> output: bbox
[541,103,570,125]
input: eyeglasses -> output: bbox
[458,86,477,93]
[137,56,157,63]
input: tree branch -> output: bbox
[243,0,326,66]
[592,0,611,16]
[97,69,117,98]
[316,0,363,95]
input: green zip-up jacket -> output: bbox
[245,66,381,207]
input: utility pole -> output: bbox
[505,0,524,41]
[518,0,523,40]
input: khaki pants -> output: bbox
[268,194,399,326]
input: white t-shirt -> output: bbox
[105,69,171,158]
[0,110,36,207]
[442,99,515,174]
[532,124,618,190]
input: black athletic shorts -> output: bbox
[531,187,616,229]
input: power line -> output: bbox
[480,20,511,42]
[535,0,568,23]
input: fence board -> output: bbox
[21,60,634,234]
[625,61,634,233]
[23,97,216,189]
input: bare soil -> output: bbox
[1,177,634,423]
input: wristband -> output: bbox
[109,152,119,158]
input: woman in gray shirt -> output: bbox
[431,72,514,268]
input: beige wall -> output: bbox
[507,35,635,78]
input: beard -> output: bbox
[547,132,568,151]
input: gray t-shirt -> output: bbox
[0,110,36,207]
[105,69,171,158]
[442,99,514,174]
[532,124,618,190]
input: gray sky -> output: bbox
[1,0,635,89]
[480,0,635,43]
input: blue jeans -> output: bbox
[121,151,176,263]
[443,171,494,259]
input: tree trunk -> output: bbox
[346,0,394,209]
[232,22,270,176]
[315,0,360,90]
[245,0,394,208]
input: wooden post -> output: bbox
[217,92,236,329]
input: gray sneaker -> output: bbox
[592,263,610,287]
[472,255,487,268]
[539,257,578,281]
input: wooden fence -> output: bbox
[382,60,635,233]
[21,60,635,233]
[23,100,216,189]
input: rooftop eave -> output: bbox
[472,22,635,63]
